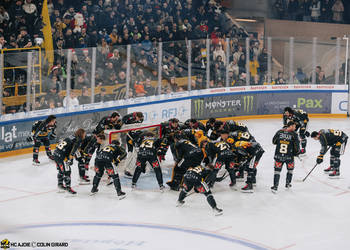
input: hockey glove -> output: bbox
[304,131,310,137]
[316,155,323,164]
[66,159,74,166]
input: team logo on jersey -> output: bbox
[1,239,10,249]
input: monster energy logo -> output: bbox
[243,95,254,112]
[194,96,254,117]
[193,99,204,117]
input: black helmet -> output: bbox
[169,118,179,123]
[111,139,120,146]
[174,132,183,140]
[111,111,120,118]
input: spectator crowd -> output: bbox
[1,0,347,115]
[273,0,348,24]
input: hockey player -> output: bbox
[159,118,182,161]
[53,128,86,194]
[194,129,209,148]
[177,165,223,216]
[220,120,248,133]
[209,120,248,141]
[231,130,256,143]
[231,130,257,181]
[121,112,144,177]
[131,132,165,191]
[91,140,127,199]
[311,129,348,178]
[183,118,206,132]
[232,139,265,193]
[27,115,57,166]
[283,107,309,154]
[205,118,216,133]
[122,112,144,125]
[205,130,237,188]
[75,133,105,184]
[205,118,216,138]
[166,133,204,191]
[93,111,122,135]
[271,121,300,193]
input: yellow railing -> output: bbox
[1,46,42,95]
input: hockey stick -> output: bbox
[299,146,331,182]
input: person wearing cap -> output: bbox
[95,87,110,103]
[45,82,62,107]
[17,26,32,48]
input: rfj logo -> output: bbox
[1,239,9,250]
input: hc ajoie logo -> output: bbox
[1,239,10,250]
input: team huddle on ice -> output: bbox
[27,108,348,215]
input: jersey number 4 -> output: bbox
[140,140,154,148]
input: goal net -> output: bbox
[104,124,162,176]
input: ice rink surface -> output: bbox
[1,118,350,250]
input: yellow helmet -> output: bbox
[194,129,204,138]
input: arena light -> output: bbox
[234,18,257,23]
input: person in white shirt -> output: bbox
[63,91,79,108]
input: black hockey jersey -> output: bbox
[224,120,248,133]
[93,116,122,135]
[206,141,233,163]
[32,120,56,139]
[272,129,300,161]
[54,135,83,161]
[174,139,202,160]
[137,136,162,157]
[231,130,256,142]
[161,121,182,144]
[95,143,127,164]
[122,113,143,125]
[78,134,101,158]
[318,129,348,155]
[183,119,206,131]
[283,109,309,129]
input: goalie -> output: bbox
[122,112,144,177]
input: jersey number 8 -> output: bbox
[280,144,288,154]
[56,141,67,150]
